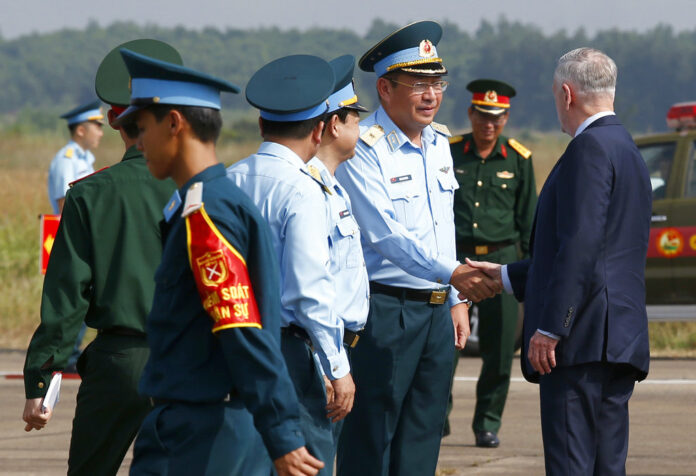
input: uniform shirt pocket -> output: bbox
[385,180,421,230]
[336,216,361,268]
[437,173,458,219]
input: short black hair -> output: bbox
[148,105,222,143]
[260,114,326,140]
[121,121,139,139]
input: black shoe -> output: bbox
[475,431,500,448]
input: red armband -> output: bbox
[186,205,262,332]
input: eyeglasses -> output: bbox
[389,79,449,95]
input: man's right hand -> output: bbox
[273,446,325,476]
[450,263,501,302]
[326,373,355,422]
[23,398,51,432]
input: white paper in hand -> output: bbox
[42,372,62,412]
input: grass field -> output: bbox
[0,126,694,355]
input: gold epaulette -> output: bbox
[64,147,74,158]
[448,135,464,145]
[307,164,332,195]
[431,121,451,137]
[360,124,385,147]
[508,138,532,159]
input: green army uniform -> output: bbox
[24,146,176,475]
[23,39,182,476]
[450,131,537,436]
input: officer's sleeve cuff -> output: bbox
[501,265,514,295]
[260,419,307,460]
[537,329,561,340]
[320,347,350,380]
[437,258,461,287]
[23,368,50,399]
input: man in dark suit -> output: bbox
[467,47,652,475]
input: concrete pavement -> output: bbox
[1,350,694,475]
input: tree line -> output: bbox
[1,18,695,134]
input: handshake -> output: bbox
[450,258,503,302]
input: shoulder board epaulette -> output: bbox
[508,138,532,159]
[68,166,109,188]
[306,165,332,195]
[448,135,464,145]
[360,124,385,147]
[64,147,74,158]
[182,182,204,217]
[431,121,451,137]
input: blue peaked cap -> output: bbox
[246,55,334,122]
[359,20,446,77]
[60,100,104,125]
[327,55,368,113]
[114,48,240,125]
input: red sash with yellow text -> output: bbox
[185,205,262,332]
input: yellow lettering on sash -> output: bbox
[220,306,231,318]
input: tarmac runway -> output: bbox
[1,349,694,475]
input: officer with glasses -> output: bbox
[335,21,499,476]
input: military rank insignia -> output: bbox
[186,205,262,333]
[360,124,385,147]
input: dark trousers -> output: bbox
[539,362,636,476]
[337,292,454,476]
[130,399,271,475]
[68,333,151,476]
[281,333,334,475]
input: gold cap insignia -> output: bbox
[485,90,498,103]
[419,39,435,58]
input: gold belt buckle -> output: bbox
[429,290,448,305]
[348,334,360,348]
[475,245,489,255]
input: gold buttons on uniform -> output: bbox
[502,183,508,189]
[477,180,483,187]
[38,382,44,389]
[473,223,478,229]
[474,202,480,207]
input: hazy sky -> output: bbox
[2,0,695,39]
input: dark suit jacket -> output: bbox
[507,114,652,383]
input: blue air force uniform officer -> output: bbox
[48,101,104,214]
[334,21,497,476]
[228,55,353,474]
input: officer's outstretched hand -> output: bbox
[450,262,501,302]
[326,373,355,422]
[23,398,52,432]
[274,446,324,476]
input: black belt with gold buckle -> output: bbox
[282,324,361,349]
[369,282,450,305]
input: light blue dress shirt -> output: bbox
[335,106,463,307]
[227,142,349,379]
[47,140,95,214]
[308,158,369,332]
